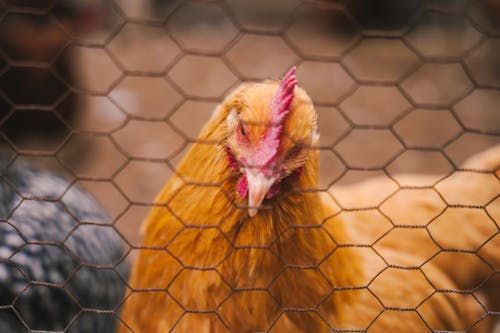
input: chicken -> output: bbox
[118,68,499,332]
[0,155,129,332]
[324,144,500,332]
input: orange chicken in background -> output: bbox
[118,68,499,332]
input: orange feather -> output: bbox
[118,80,500,332]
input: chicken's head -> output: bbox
[224,67,319,216]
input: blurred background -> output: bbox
[0,0,499,258]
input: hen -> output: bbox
[0,155,129,332]
[119,68,499,332]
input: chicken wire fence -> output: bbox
[0,0,499,332]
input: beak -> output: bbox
[245,169,277,217]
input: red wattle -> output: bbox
[266,181,281,199]
[237,176,248,198]
[293,167,304,177]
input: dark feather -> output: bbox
[0,155,129,332]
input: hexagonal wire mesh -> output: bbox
[0,0,499,332]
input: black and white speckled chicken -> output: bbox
[0,155,129,333]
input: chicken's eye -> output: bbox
[240,123,248,137]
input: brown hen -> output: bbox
[118,69,499,333]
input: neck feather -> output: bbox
[139,107,363,329]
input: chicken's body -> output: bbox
[119,70,499,333]
[325,145,500,332]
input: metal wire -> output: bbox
[0,0,499,332]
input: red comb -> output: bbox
[270,67,297,126]
[253,67,297,169]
